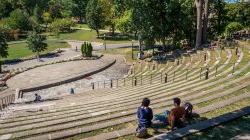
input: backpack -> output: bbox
[184,102,193,118]
[135,126,148,138]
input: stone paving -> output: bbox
[6,55,115,90]
[11,55,128,102]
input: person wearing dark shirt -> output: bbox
[34,94,41,102]
[137,98,153,128]
[168,97,185,130]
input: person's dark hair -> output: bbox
[35,94,38,96]
[141,98,150,107]
[173,97,181,106]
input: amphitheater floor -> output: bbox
[6,55,114,90]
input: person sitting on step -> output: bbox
[137,98,153,128]
[168,97,186,131]
[136,98,153,138]
[34,94,42,102]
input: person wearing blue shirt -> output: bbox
[137,98,153,128]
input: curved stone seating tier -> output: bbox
[130,50,199,77]
[1,48,216,118]
[0,47,248,140]
[83,92,250,140]
[9,75,250,140]
[0,48,228,118]
[0,53,244,133]
[123,49,220,88]
[1,73,249,134]
[52,48,231,106]
[113,50,206,88]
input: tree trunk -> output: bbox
[195,0,204,48]
[96,30,99,38]
[134,31,137,39]
[37,52,40,61]
[217,0,222,34]
[79,16,83,23]
[202,0,209,44]
[111,24,115,37]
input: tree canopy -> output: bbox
[26,31,48,60]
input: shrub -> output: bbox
[81,42,93,57]
[5,9,32,31]
[49,18,75,33]
[224,22,244,37]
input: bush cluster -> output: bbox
[81,42,93,57]
[49,18,75,33]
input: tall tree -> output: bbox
[195,0,204,48]
[202,0,209,44]
[72,0,89,23]
[0,32,8,73]
[26,31,47,61]
[5,9,32,31]
[49,0,63,18]
[0,0,13,19]
[86,0,106,37]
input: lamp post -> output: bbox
[104,34,106,50]
[138,34,141,52]
[132,40,134,60]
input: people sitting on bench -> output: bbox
[34,94,42,102]
[168,97,186,131]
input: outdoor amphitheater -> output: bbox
[0,39,249,140]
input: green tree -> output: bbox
[115,10,133,34]
[0,0,13,19]
[72,0,89,22]
[42,12,52,29]
[101,0,117,36]
[0,32,8,72]
[224,22,243,37]
[5,9,32,31]
[86,0,106,37]
[26,31,48,61]
[49,0,63,18]
[33,4,43,23]
[49,18,75,33]
[61,0,75,17]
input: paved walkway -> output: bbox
[67,40,137,51]
[3,48,80,71]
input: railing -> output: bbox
[0,90,15,111]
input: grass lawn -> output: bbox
[3,40,70,61]
[52,30,132,44]
[75,23,91,29]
